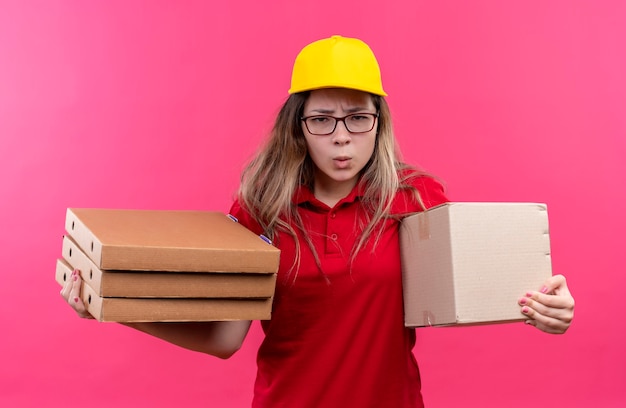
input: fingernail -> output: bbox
[519,298,527,305]
[522,306,529,314]
[72,270,77,276]
[73,275,78,281]
[525,292,533,298]
[541,286,549,294]
[74,297,79,303]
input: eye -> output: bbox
[309,116,331,123]
[348,114,370,122]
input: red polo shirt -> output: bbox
[229,175,448,408]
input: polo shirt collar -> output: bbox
[293,181,365,208]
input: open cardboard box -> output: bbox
[400,202,552,327]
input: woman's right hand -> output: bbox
[59,269,251,358]
[59,269,94,319]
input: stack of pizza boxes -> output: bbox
[55,208,279,322]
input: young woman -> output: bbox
[62,35,575,407]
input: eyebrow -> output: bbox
[307,106,372,115]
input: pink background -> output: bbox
[1,1,624,407]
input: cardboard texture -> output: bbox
[55,259,273,321]
[61,236,276,298]
[65,208,280,272]
[400,202,552,327]
[59,208,280,322]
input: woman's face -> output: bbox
[302,88,377,198]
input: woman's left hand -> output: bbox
[518,274,574,334]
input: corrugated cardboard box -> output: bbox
[65,209,280,272]
[58,208,280,322]
[60,235,276,298]
[400,202,552,327]
[55,259,273,321]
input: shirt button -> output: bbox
[330,213,336,219]
[331,233,338,240]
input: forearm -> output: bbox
[122,320,252,359]
[61,272,252,357]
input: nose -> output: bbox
[332,120,351,145]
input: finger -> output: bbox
[540,274,571,297]
[523,290,573,310]
[520,299,572,324]
[70,277,92,319]
[59,269,78,300]
[520,274,575,311]
[73,297,91,318]
[523,319,540,330]
[530,318,569,334]
[519,274,574,334]
[64,269,93,319]
[519,291,575,325]
[72,294,93,319]
[521,306,570,334]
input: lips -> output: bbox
[333,156,351,169]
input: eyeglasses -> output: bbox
[301,112,379,135]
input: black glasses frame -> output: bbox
[300,112,379,135]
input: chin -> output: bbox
[330,172,359,184]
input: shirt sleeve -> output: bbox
[392,174,450,214]
[227,200,265,236]
[413,175,449,209]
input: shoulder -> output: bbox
[228,200,265,236]
[391,168,449,214]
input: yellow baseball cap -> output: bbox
[288,35,387,96]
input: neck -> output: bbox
[312,175,358,208]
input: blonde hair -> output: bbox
[237,92,426,282]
